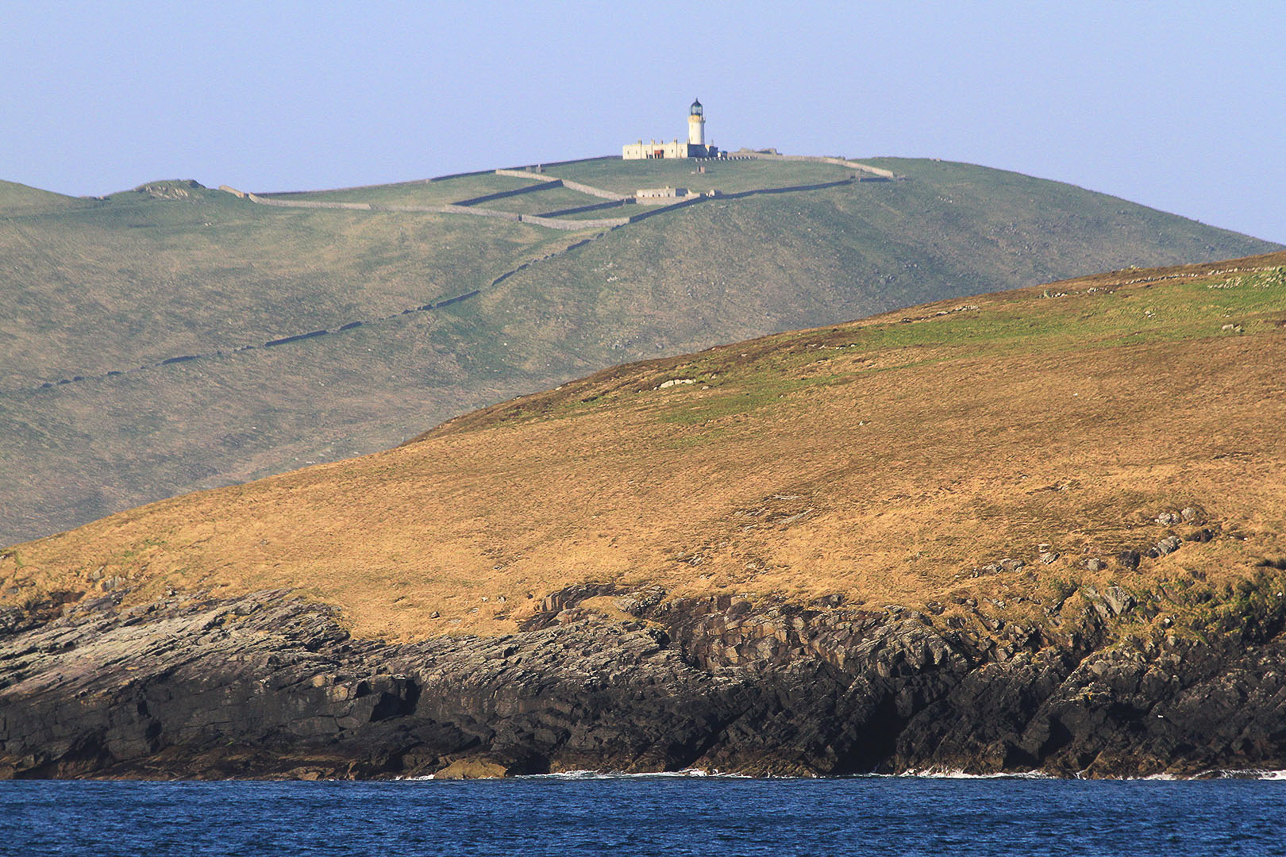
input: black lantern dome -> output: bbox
[690,98,703,117]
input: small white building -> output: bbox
[623,139,693,160]
[634,187,694,205]
[636,187,688,199]
[623,99,721,160]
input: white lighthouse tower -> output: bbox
[688,98,705,147]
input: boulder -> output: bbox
[1148,536,1182,558]
[433,758,513,780]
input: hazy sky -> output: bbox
[4,1,1284,242]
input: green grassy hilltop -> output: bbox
[0,158,1278,543]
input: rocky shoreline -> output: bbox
[2,580,1285,780]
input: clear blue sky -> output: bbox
[4,0,1283,242]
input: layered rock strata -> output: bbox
[2,582,1284,780]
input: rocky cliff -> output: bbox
[4,575,1284,780]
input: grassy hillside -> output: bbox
[7,252,1286,645]
[0,158,1278,543]
[0,180,92,216]
[0,181,577,384]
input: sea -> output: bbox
[3,773,1285,856]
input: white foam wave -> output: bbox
[397,767,1286,782]
[1122,769,1286,781]
[519,768,752,780]
[1200,769,1286,781]
[394,768,754,782]
[895,768,1052,780]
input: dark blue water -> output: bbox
[3,775,1284,856]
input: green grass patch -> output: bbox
[655,386,783,425]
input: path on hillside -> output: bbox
[9,165,893,395]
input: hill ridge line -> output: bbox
[9,175,878,394]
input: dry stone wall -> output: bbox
[736,152,898,179]
[521,214,629,231]
[559,180,628,201]
[454,181,565,207]
[246,193,372,211]
[536,199,630,218]
[494,169,627,202]
[442,205,522,222]
[494,169,560,183]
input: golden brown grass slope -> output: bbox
[6,251,1286,642]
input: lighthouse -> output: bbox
[688,98,705,147]
[622,100,722,159]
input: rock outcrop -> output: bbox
[2,583,1285,780]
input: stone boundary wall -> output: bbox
[30,261,1271,397]
[627,195,708,223]
[819,157,897,178]
[265,329,329,348]
[261,167,504,195]
[434,289,480,307]
[493,167,624,200]
[487,237,604,290]
[736,152,898,179]
[230,188,613,230]
[623,177,855,223]
[246,193,372,211]
[442,205,522,222]
[494,169,560,183]
[233,157,617,199]
[721,177,855,200]
[426,169,499,183]
[495,169,627,202]
[500,155,617,172]
[454,180,565,207]
[537,199,630,218]
[633,193,701,207]
[520,214,630,231]
[227,172,861,229]
[559,180,628,201]
[378,204,457,214]
[257,178,430,197]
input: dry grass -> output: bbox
[5,252,1286,641]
